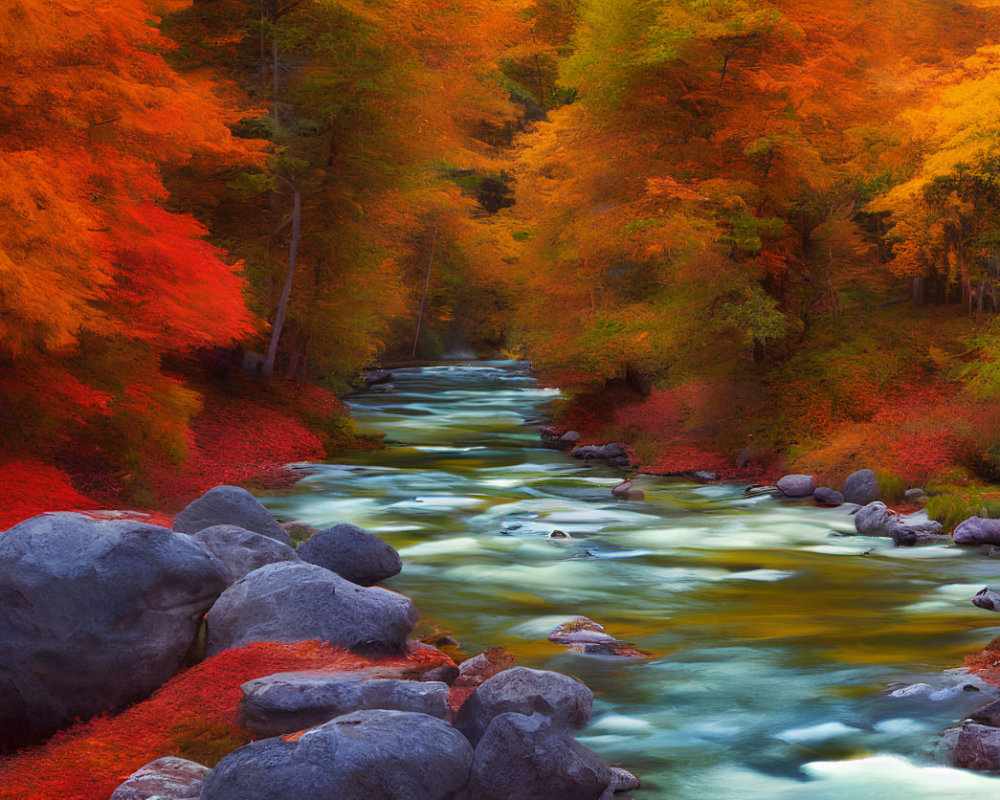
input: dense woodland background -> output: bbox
[7,0,1000,522]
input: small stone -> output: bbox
[813,487,845,506]
[455,648,517,689]
[692,471,717,483]
[611,480,634,498]
[904,488,928,504]
[776,474,816,497]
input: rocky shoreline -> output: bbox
[0,485,639,800]
[548,425,1000,776]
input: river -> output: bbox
[259,360,1000,798]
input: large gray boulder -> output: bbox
[462,712,610,800]
[0,513,229,750]
[204,562,417,657]
[193,525,300,584]
[173,486,291,546]
[953,517,1000,546]
[110,756,209,800]
[297,524,402,586]
[776,474,815,497]
[454,666,593,746]
[200,710,473,800]
[238,671,449,737]
[843,469,879,505]
[954,723,1000,771]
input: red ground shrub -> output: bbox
[0,641,451,800]
[0,460,99,531]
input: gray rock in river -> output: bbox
[296,523,402,586]
[973,588,1000,611]
[954,723,1000,771]
[204,561,417,657]
[776,474,816,497]
[110,756,209,800]
[193,525,300,584]
[854,501,893,535]
[953,516,1000,546]
[238,671,449,738]
[173,486,291,546]
[453,666,594,746]
[462,712,610,800]
[813,487,845,506]
[969,699,1000,728]
[0,513,229,750]
[843,469,879,505]
[853,502,943,545]
[201,709,473,800]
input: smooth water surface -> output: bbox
[260,361,1000,798]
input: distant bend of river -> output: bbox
[260,360,1000,799]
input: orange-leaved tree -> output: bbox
[0,0,263,497]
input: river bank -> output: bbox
[6,361,1000,797]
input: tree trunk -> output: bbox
[263,183,301,379]
[412,226,438,359]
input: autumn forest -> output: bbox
[7,0,1000,520]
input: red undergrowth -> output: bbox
[149,394,326,511]
[0,460,100,530]
[0,640,451,800]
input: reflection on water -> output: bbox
[260,361,1000,798]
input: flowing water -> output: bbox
[259,361,1000,798]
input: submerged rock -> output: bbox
[204,561,417,657]
[297,523,402,586]
[202,710,473,800]
[462,712,610,800]
[238,671,449,737]
[455,648,517,690]
[454,666,594,747]
[776,474,816,497]
[0,513,229,750]
[364,369,394,386]
[548,617,647,658]
[110,756,209,800]
[173,486,291,546]
[953,516,1000,546]
[813,487,845,506]
[843,469,879,505]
